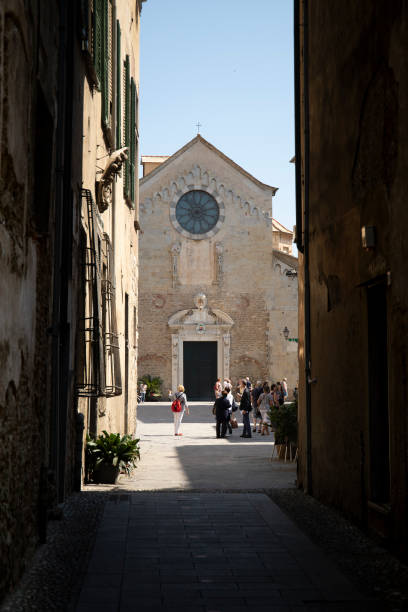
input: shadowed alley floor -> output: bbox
[74,403,375,611]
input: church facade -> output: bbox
[138,136,298,400]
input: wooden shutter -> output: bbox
[101,0,109,126]
[116,20,121,147]
[130,78,136,205]
[123,55,130,200]
[93,0,102,87]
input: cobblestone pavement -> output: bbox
[73,492,376,612]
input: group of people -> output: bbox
[213,376,288,439]
[168,376,288,438]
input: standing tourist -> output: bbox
[224,384,234,434]
[170,385,189,436]
[271,383,279,408]
[214,378,222,399]
[239,378,252,438]
[213,389,231,438]
[276,382,285,406]
[251,380,263,433]
[257,384,273,435]
[139,382,145,403]
[281,377,288,400]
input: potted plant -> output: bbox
[86,431,140,483]
[268,401,298,460]
[139,374,163,401]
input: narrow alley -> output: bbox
[4,404,406,612]
[1,2,408,611]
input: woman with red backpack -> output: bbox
[170,384,189,436]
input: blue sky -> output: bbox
[139,0,295,241]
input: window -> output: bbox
[176,191,220,234]
[122,58,137,208]
[123,54,130,202]
[133,306,137,348]
[92,0,103,87]
[116,20,121,147]
[130,78,136,203]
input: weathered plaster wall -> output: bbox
[297,0,408,556]
[0,0,58,600]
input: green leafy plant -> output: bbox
[85,431,140,480]
[268,401,298,445]
[139,374,163,400]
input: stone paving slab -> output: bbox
[84,403,296,492]
[73,492,376,612]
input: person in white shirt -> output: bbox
[170,385,189,436]
[224,384,234,434]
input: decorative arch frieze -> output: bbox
[140,164,273,228]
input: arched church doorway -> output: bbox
[168,294,234,400]
[183,341,217,400]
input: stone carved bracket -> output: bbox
[140,164,274,227]
[97,147,129,212]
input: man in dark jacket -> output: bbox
[214,390,231,438]
[239,378,252,438]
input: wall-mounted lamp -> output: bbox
[283,326,289,340]
[285,269,297,278]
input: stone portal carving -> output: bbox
[194,292,207,310]
[168,297,234,391]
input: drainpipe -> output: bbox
[294,0,312,494]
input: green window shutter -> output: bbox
[93,0,103,87]
[130,78,136,204]
[101,0,109,126]
[116,20,121,147]
[80,0,90,50]
[123,55,130,200]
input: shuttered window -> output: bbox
[130,78,136,204]
[101,0,113,134]
[93,0,103,88]
[116,20,121,148]
[123,55,130,201]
